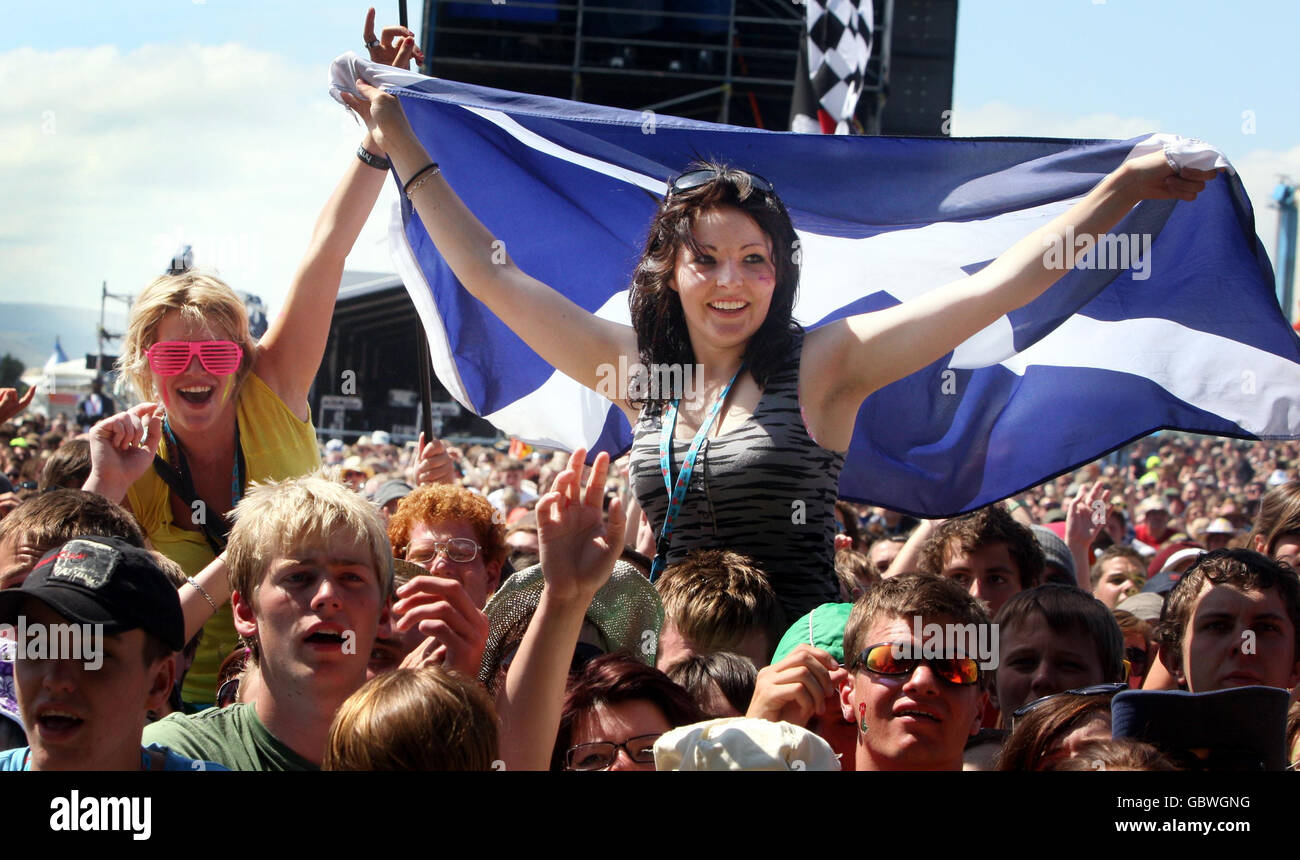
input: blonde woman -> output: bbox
[82,10,421,705]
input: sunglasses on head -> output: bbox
[852,642,980,687]
[668,167,775,198]
[146,341,243,377]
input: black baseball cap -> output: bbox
[0,535,185,651]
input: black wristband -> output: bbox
[356,144,392,171]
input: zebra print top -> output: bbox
[630,339,845,624]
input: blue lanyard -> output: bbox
[650,365,743,581]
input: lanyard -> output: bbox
[163,418,246,510]
[650,365,743,581]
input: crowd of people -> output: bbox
[4,380,1298,771]
[0,6,1295,773]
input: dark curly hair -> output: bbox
[628,162,802,407]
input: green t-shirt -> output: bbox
[142,703,317,771]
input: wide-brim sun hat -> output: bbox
[478,560,663,690]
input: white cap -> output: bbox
[653,718,840,772]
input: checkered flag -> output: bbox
[790,0,874,134]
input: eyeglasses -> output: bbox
[1010,682,1128,723]
[146,341,243,376]
[851,642,980,687]
[404,538,479,566]
[565,733,662,771]
[668,167,775,198]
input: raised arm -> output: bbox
[255,13,423,418]
[494,448,625,771]
[339,81,641,408]
[803,153,1222,451]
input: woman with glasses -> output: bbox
[552,653,704,771]
[79,12,424,706]
[342,79,1220,624]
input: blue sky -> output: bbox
[2,0,1296,323]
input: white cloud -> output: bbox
[954,101,1299,317]
[0,42,398,317]
[951,100,1163,141]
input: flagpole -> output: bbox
[416,320,435,443]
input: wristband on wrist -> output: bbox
[356,144,392,171]
[404,163,441,198]
[187,576,219,613]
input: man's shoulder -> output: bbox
[143,705,251,765]
[149,702,249,730]
[145,743,229,772]
[142,703,314,772]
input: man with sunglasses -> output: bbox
[838,574,990,770]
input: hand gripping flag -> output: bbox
[330,55,1300,518]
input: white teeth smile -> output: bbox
[41,710,80,719]
[710,301,747,310]
[179,386,212,393]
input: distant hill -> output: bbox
[0,303,127,372]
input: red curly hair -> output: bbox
[388,484,507,569]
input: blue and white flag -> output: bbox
[331,55,1300,517]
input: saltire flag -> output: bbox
[330,55,1300,518]
[790,0,873,134]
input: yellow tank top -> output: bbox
[127,372,320,705]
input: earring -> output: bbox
[858,702,869,734]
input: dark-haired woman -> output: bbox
[342,80,1220,622]
[552,653,704,771]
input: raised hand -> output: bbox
[408,431,457,486]
[363,6,424,69]
[339,79,413,156]
[536,448,626,604]
[1065,479,1110,549]
[84,403,164,502]
[392,574,489,679]
[1118,151,1222,205]
[0,386,36,426]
